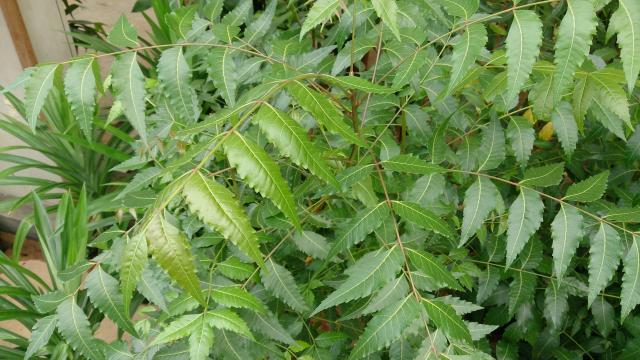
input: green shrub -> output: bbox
[3,0,640,358]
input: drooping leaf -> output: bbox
[544,279,568,329]
[590,70,631,128]
[183,172,262,264]
[506,188,544,267]
[300,0,340,39]
[157,47,199,124]
[261,259,309,313]
[621,235,640,321]
[326,202,389,259]
[25,315,58,359]
[189,316,214,360]
[477,118,506,171]
[24,64,57,131]
[111,52,147,143]
[423,298,472,343]
[551,102,579,155]
[564,171,609,203]
[505,10,543,102]
[312,247,404,315]
[406,248,462,291]
[506,116,535,165]
[223,131,299,227]
[588,223,622,306]
[107,15,138,47]
[445,23,487,96]
[553,0,596,100]
[64,58,97,138]
[520,163,565,187]
[591,296,615,336]
[391,201,455,240]
[56,298,104,360]
[349,295,421,359]
[551,204,583,279]
[508,271,536,315]
[120,234,147,313]
[460,177,500,246]
[607,0,640,92]
[372,0,401,41]
[86,265,138,336]
[147,214,204,304]
[255,104,338,188]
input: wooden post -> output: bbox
[1,0,37,68]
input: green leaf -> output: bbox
[422,298,472,343]
[349,295,421,359]
[33,290,68,313]
[589,97,626,140]
[56,298,104,360]
[477,118,506,171]
[508,272,536,315]
[590,70,631,129]
[591,297,615,336]
[551,204,583,279]
[152,314,202,345]
[445,23,487,96]
[544,280,568,329]
[607,0,640,92]
[120,234,147,313]
[287,81,362,145]
[207,48,238,106]
[147,214,204,305]
[25,315,57,359]
[439,0,479,18]
[392,48,430,89]
[406,248,462,291]
[322,75,395,94]
[391,201,455,240]
[438,296,483,315]
[189,316,214,360]
[588,223,622,305]
[244,0,276,44]
[506,116,535,165]
[564,171,609,202]
[312,247,404,315]
[326,202,389,259]
[372,0,401,41]
[381,154,445,175]
[64,58,97,138]
[158,47,199,124]
[255,104,338,188]
[553,0,596,100]
[520,163,565,187]
[551,101,579,155]
[24,64,58,131]
[111,52,147,144]
[349,277,410,319]
[218,257,255,281]
[183,172,262,264]
[606,208,640,223]
[261,259,309,313]
[205,309,253,338]
[107,15,138,47]
[572,76,595,128]
[210,286,265,313]
[505,10,543,102]
[506,188,544,267]
[292,230,329,259]
[223,131,299,227]
[622,235,640,321]
[86,265,138,336]
[300,0,340,39]
[460,177,500,246]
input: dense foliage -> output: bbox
[2,0,640,358]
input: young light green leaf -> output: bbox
[64,58,97,138]
[86,265,138,336]
[107,15,138,47]
[423,298,472,343]
[158,47,199,124]
[406,248,462,291]
[255,104,338,188]
[551,204,583,279]
[147,214,204,305]
[477,118,506,171]
[588,223,622,306]
[551,101,578,155]
[218,257,255,281]
[25,315,58,359]
[553,0,596,100]
[24,64,58,131]
[349,295,421,359]
[391,201,455,240]
[208,48,238,106]
[445,23,487,96]
[183,172,262,264]
[372,0,401,41]
[261,259,309,313]
[505,10,542,102]
[460,177,500,246]
[56,298,105,360]
[381,154,445,175]
[312,247,404,315]
[563,171,609,203]
[287,81,362,145]
[506,116,535,165]
[300,0,340,39]
[223,131,299,227]
[210,286,265,313]
[506,189,544,267]
[621,235,640,321]
[111,52,147,143]
[152,314,202,345]
[120,234,147,313]
[520,163,565,187]
[326,202,389,259]
[189,317,214,360]
[607,0,640,92]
